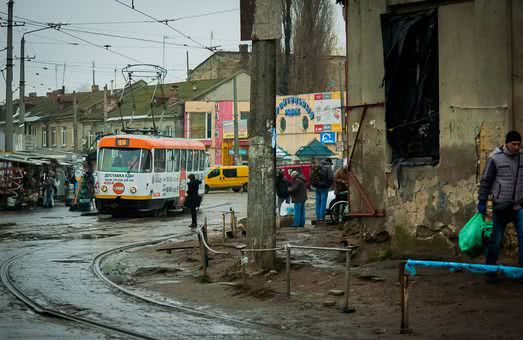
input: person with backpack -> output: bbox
[310,158,334,224]
[276,169,291,212]
[478,130,523,282]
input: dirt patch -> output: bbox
[102,223,523,338]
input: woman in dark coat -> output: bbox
[186,174,202,228]
[288,170,308,227]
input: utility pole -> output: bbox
[114,67,117,90]
[4,0,14,151]
[186,51,190,80]
[54,64,58,89]
[73,91,78,152]
[162,35,166,68]
[247,0,281,268]
[233,75,240,165]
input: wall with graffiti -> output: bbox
[275,91,345,158]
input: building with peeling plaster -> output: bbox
[343,0,523,257]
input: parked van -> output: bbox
[204,165,248,193]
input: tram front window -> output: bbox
[98,148,152,173]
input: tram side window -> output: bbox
[173,149,180,172]
[199,151,205,170]
[193,150,200,171]
[180,150,187,171]
[166,149,174,172]
[154,149,166,172]
[187,150,193,172]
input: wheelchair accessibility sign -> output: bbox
[320,132,336,144]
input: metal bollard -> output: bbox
[240,249,247,284]
[222,213,226,243]
[342,249,355,313]
[399,262,411,334]
[286,245,291,297]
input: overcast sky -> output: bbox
[0,0,345,102]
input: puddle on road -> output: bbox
[50,259,90,264]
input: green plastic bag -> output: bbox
[459,213,493,258]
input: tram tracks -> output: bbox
[0,249,156,339]
[91,235,306,338]
[1,234,304,339]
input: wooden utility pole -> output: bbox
[247,0,281,268]
[73,91,78,151]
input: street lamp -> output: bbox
[19,24,63,147]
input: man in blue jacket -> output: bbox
[478,131,523,278]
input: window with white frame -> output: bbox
[188,112,212,139]
[42,128,48,147]
[61,127,67,146]
[51,127,57,147]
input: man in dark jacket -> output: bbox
[478,130,523,274]
[186,174,202,228]
[311,158,334,224]
[276,169,290,211]
[288,170,307,227]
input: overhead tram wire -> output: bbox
[0,14,144,64]
[58,8,239,25]
[113,0,215,52]
[52,27,144,64]
[20,21,208,50]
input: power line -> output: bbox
[53,27,144,64]
[60,8,239,25]
[113,0,214,52]
[57,26,205,49]
[20,21,209,50]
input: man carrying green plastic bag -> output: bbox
[459,213,493,258]
[474,131,523,283]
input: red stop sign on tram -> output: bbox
[113,182,125,195]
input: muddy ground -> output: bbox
[100,220,523,339]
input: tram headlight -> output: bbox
[130,186,137,194]
[101,185,108,192]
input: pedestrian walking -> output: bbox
[478,130,523,282]
[186,174,202,228]
[42,170,56,208]
[310,158,334,224]
[288,170,307,227]
[276,169,291,212]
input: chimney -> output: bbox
[91,84,99,92]
[239,44,249,67]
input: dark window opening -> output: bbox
[223,169,237,178]
[381,9,439,163]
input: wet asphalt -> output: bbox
[0,192,293,339]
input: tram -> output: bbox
[94,134,208,215]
